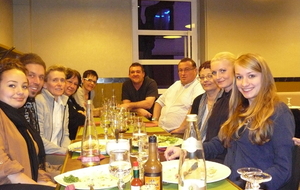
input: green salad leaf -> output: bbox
[63,174,80,183]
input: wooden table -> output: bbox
[55,149,241,190]
[55,120,241,190]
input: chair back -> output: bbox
[279,145,300,190]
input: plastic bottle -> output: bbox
[143,136,162,190]
[81,100,100,166]
[131,161,143,190]
[178,114,206,190]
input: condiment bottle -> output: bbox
[131,161,143,189]
[143,136,162,190]
[81,100,100,167]
[178,114,206,190]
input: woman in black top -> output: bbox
[64,68,85,140]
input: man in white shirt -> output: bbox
[152,58,204,133]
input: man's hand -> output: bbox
[164,146,181,161]
[135,108,152,118]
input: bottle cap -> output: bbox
[133,161,139,167]
[186,114,197,121]
[148,135,157,143]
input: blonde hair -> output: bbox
[219,53,279,147]
[211,52,236,65]
[44,65,66,82]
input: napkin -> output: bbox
[145,122,158,127]
[65,184,75,190]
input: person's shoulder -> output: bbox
[274,101,290,113]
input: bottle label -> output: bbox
[131,186,141,190]
[182,137,201,153]
[144,172,161,190]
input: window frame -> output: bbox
[132,0,199,66]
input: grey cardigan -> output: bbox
[35,88,70,154]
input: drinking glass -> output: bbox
[240,171,272,190]
[109,149,132,190]
[100,110,111,141]
[237,167,262,189]
[118,119,128,139]
[287,97,292,107]
[131,122,148,163]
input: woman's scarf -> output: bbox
[197,89,224,140]
[0,101,45,181]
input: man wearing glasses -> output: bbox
[74,69,98,109]
[152,58,204,133]
[120,62,158,119]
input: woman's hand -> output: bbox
[164,146,181,161]
[293,137,300,146]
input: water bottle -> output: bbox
[81,100,100,166]
[178,114,206,190]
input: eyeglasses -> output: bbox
[178,67,195,73]
[199,74,213,81]
[83,78,97,84]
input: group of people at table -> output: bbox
[0,51,299,190]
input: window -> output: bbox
[132,0,199,88]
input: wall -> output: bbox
[205,0,300,77]
[13,0,132,77]
[11,0,300,79]
[0,0,13,46]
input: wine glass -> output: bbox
[237,167,262,189]
[287,97,292,107]
[100,110,111,141]
[118,119,128,139]
[240,171,272,190]
[131,122,148,159]
[109,149,132,190]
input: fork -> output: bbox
[88,178,95,190]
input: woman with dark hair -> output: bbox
[0,58,54,186]
[64,68,86,140]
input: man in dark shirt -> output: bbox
[120,62,158,118]
[19,53,46,133]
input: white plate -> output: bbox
[132,135,183,148]
[54,164,130,190]
[157,136,183,148]
[162,160,231,183]
[68,140,107,154]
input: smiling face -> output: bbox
[178,61,197,85]
[82,74,97,92]
[211,60,234,92]
[0,69,29,108]
[199,68,219,93]
[235,65,262,105]
[25,63,45,97]
[64,75,79,96]
[129,66,145,85]
[43,71,66,99]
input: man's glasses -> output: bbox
[178,67,195,73]
[199,74,213,81]
[83,78,97,84]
